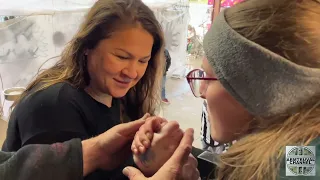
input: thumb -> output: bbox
[140,113,151,120]
[156,128,194,178]
[165,128,194,165]
[117,113,150,136]
[123,166,147,180]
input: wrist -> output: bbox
[81,137,103,176]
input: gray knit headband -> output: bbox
[203,10,320,117]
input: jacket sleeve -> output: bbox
[0,139,83,180]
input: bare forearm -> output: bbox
[82,138,102,176]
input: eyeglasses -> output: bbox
[186,69,217,98]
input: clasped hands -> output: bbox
[127,115,200,180]
[84,113,199,180]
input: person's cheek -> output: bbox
[205,85,218,128]
[207,101,223,141]
[205,83,231,142]
[102,56,122,78]
[132,64,148,84]
[140,63,149,76]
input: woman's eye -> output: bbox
[117,55,129,59]
[139,60,149,64]
[201,72,208,78]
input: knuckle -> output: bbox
[137,131,144,137]
[138,125,146,131]
[168,166,183,177]
[160,118,168,123]
[170,120,180,127]
[177,129,184,136]
[129,171,140,178]
[139,135,147,142]
[196,169,200,177]
[146,116,156,123]
[180,144,192,153]
[134,132,139,139]
[134,136,142,145]
[182,165,199,180]
[192,169,200,180]
[189,155,198,166]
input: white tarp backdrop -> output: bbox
[0,0,190,119]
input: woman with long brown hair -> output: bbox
[131,0,320,179]
[1,0,176,179]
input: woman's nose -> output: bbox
[122,63,138,79]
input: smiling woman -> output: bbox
[2,0,165,179]
[84,24,155,106]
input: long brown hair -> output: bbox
[12,0,165,120]
[216,0,320,179]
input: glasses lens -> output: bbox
[188,70,206,97]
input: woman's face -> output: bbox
[86,24,154,98]
[201,58,252,143]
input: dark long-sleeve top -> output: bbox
[2,82,132,179]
